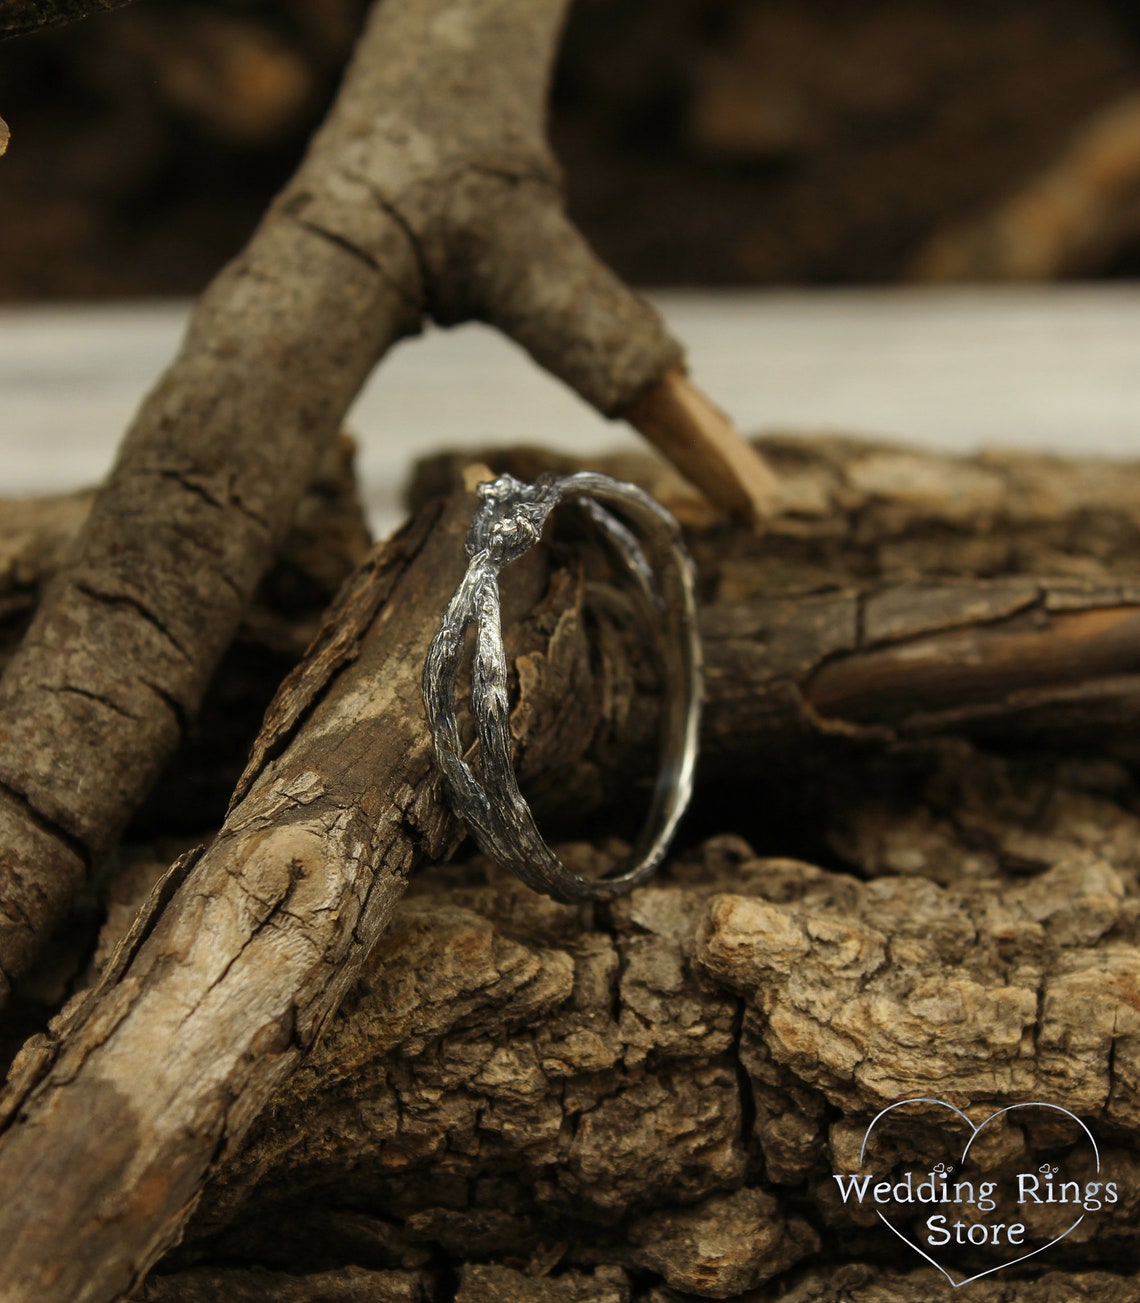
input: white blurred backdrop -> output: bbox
[3,287,1138,536]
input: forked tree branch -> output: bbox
[0,0,779,1010]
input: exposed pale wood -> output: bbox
[0,486,470,1302]
[3,437,1140,1300]
[0,0,737,1008]
[625,368,784,524]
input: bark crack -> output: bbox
[343,171,431,314]
[45,684,139,722]
[152,468,274,536]
[139,678,189,744]
[0,775,90,871]
[73,580,193,665]
[292,218,384,276]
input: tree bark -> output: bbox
[0,462,653,1302]
[145,768,1140,1296]
[0,0,778,1013]
[14,435,1140,791]
[0,481,466,1302]
[0,434,371,666]
[2,437,1140,1300]
[413,436,1140,770]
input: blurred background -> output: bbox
[5,0,1140,532]
[5,0,1140,299]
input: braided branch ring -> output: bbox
[422,470,702,903]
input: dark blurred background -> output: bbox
[4,0,1140,298]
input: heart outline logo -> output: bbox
[856,1097,1101,1288]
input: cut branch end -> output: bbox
[461,463,497,494]
[624,369,784,527]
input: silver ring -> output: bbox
[422,471,702,903]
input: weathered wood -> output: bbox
[0,434,370,665]
[0,482,468,1302]
[413,436,1140,770]
[140,1265,432,1302]
[162,750,1140,1292]
[751,1269,1140,1303]
[0,464,656,1302]
[2,438,1140,1299]
[0,0,775,1012]
[0,436,371,899]
[137,1263,1140,1303]
[12,435,1140,815]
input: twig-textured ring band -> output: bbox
[423,471,702,903]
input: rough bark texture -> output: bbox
[413,435,1140,771]
[142,1263,1140,1303]
[0,482,468,1302]
[139,1266,433,1302]
[114,750,1139,1298]
[137,791,1140,1296]
[2,436,1140,1300]
[2,0,769,1011]
[14,434,1140,824]
[0,434,373,870]
[0,434,371,670]
[0,435,370,1045]
[0,464,673,1302]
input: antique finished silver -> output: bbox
[423,470,702,903]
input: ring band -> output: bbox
[422,470,702,903]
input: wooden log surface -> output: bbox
[12,433,1140,785]
[162,804,1140,1294]
[3,435,1140,1300]
[413,435,1140,768]
[0,482,476,1302]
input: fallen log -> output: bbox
[0,463,672,1302]
[0,479,474,1302]
[2,437,1140,1300]
[415,436,1140,771]
[146,786,1138,1286]
[11,435,1140,807]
